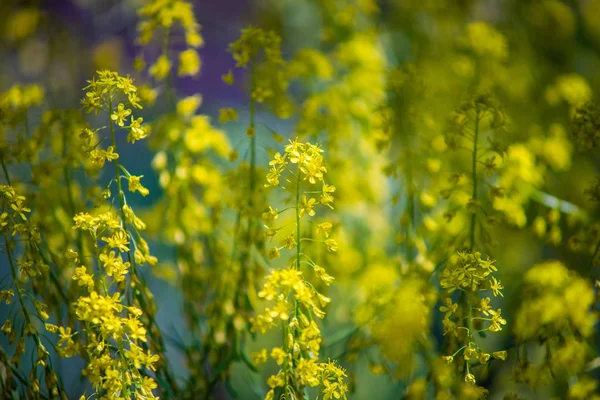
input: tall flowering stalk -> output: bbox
[439,95,509,392]
[47,70,161,399]
[0,182,65,399]
[0,84,69,399]
[253,140,347,400]
[190,27,293,396]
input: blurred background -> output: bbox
[2,1,600,399]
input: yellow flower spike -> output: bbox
[253,140,346,399]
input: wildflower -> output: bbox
[101,230,130,252]
[252,349,268,365]
[479,297,492,316]
[149,54,171,80]
[72,266,95,291]
[270,347,286,365]
[316,222,332,237]
[267,247,280,260]
[465,373,476,385]
[262,206,278,223]
[128,175,150,196]
[111,103,131,127]
[177,95,202,117]
[0,289,14,304]
[488,309,507,332]
[127,116,147,143]
[254,140,345,397]
[299,196,316,217]
[324,238,338,252]
[179,48,201,76]
[439,298,458,315]
[490,276,504,297]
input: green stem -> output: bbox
[162,27,176,113]
[246,60,257,256]
[466,111,480,343]
[0,155,11,185]
[469,110,480,252]
[296,171,301,270]
[62,125,86,260]
[108,98,135,269]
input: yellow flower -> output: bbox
[267,247,281,260]
[72,266,94,291]
[149,54,171,80]
[251,349,268,365]
[316,222,332,238]
[101,230,130,253]
[490,276,504,297]
[270,347,286,365]
[325,238,338,252]
[299,196,316,217]
[110,103,131,127]
[0,289,14,304]
[128,175,150,196]
[465,373,476,385]
[179,48,201,76]
[177,95,203,117]
[127,116,147,143]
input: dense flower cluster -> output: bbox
[253,140,348,400]
[42,70,162,399]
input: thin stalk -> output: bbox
[0,155,11,186]
[295,171,301,270]
[161,27,176,112]
[108,98,134,267]
[62,125,85,259]
[466,111,480,344]
[246,60,257,258]
[469,110,480,252]
[4,234,40,347]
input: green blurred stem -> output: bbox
[469,110,480,252]
[467,111,480,342]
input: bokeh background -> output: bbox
[2,1,600,399]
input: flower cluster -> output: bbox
[439,251,508,387]
[227,27,293,118]
[137,0,203,80]
[252,140,347,400]
[45,70,163,399]
[0,184,66,398]
[513,261,597,394]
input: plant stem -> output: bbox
[296,170,301,270]
[466,111,480,342]
[469,110,480,252]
